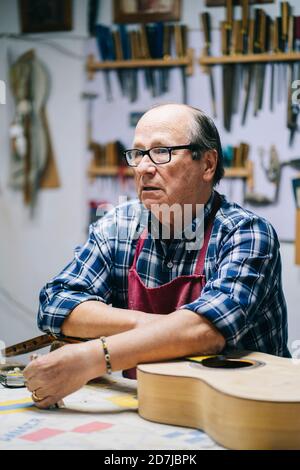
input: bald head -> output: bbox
[137,103,196,142]
[136,103,224,186]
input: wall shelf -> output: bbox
[87,49,195,80]
[199,52,300,66]
[88,160,254,188]
[88,165,134,178]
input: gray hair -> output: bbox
[188,107,224,186]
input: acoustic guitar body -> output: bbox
[137,351,300,450]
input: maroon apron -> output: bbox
[123,193,221,379]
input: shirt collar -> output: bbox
[146,190,216,243]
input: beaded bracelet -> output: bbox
[99,336,112,375]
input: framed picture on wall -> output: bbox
[19,0,73,33]
[114,0,181,24]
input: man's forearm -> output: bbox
[88,309,226,379]
[61,301,163,338]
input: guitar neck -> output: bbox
[3,334,86,358]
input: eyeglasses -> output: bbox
[123,144,201,167]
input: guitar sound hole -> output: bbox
[201,357,254,369]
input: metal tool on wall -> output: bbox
[288,16,300,146]
[202,0,300,143]
[175,23,188,104]
[162,23,172,93]
[245,145,300,206]
[140,24,156,97]
[81,92,103,166]
[112,28,126,96]
[95,24,114,101]
[241,16,255,125]
[201,12,217,117]
[222,0,234,131]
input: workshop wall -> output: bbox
[0,0,299,354]
[0,0,89,344]
[87,0,300,351]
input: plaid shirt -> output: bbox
[38,191,290,357]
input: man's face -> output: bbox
[132,106,210,213]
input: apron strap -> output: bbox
[131,192,221,274]
[193,191,221,275]
[131,228,148,270]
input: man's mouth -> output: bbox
[142,186,161,191]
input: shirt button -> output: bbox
[167,261,173,269]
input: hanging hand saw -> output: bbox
[201,12,217,118]
[222,0,234,131]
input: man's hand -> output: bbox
[23,342,102,409]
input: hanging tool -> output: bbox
[289,16,300,145]
[112,28,126,96]
[288,15,300,146]
[201,12,217,118]
[231,19,243,115]
[155,22,166,97]
[245,145,300,206]
[88,0,100,37]
[95,25,114,101]
[241,16,254,125]
[81,92,103,166]
[269,19,275,112]
[140,24,157,97]
[162,23,172,93]
[174,23,188,104]
[222,0,234,131]
[129,30,139,102]
[280,2,290,108]
[241,0,249,55]
[119,24,134,100]
[180,24,188,104]
[253,9,267,116]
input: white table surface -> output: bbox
[0,372,222,450]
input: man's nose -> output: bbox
[135,155,156,174]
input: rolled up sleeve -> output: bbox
[180,217,279,347]
[38,226,113,335]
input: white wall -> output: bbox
[0,0,299,353]
[0,0,89,345]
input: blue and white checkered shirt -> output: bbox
[38,191,290,357]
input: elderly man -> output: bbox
[24,104,289,408]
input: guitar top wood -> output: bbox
[137,351,300,450]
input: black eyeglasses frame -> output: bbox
[123,144,202,167]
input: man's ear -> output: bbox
[203,150,218,182]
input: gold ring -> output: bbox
[32,391,43,402]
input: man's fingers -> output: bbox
[32,396,57,409]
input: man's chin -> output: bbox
[140,192,165,208]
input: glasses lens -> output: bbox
[149,147,169,164]
[125,150,143,166]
